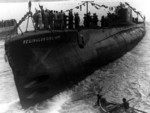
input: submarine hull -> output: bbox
[5,24,146,108]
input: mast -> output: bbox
[86,1,88,14]
[82,1,94,14]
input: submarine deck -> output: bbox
[8,23,144,42]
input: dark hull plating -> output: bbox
[5,24,146,108]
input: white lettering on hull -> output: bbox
[23,36,61,44]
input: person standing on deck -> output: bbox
[39,4,45,28]
[74,13,80,29]
[37,10,43,30]
[53,11,56,29]
[60,10,64,30]
[33,9,39,30]
[56,11,60,29]
[101,16,105,28]
[83,14,87,28]
[93,13,98,27]
[68,10,73,29]
[57,11,61,29]
[44,9,49,29]
[87,12,92,28]
[63,12,67,29]
[54,11,58,29]
[96,94,102,106]
[49,10,54,29]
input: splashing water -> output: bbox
[1,91,72,113]
[32,91,72,113]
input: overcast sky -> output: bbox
[0,0,68,2]
[0,0,149,21]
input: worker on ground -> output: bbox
[122,98,130,112]
[144,16,146,22]
[0,21,3,28]
[96,94,102,106]
[10,19,13,26]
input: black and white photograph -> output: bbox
[0,0,149,113]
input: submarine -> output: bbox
[5,1,146,108]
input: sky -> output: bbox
[0,0,68,2]
[0,0,150,21]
